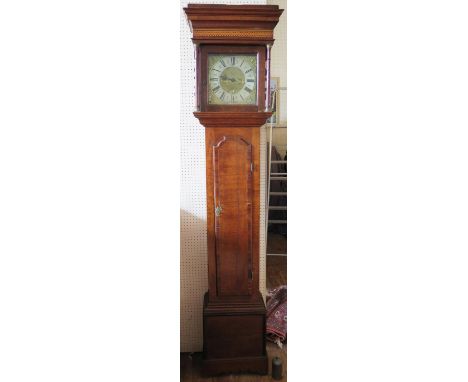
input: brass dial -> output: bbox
[208,55,257,105]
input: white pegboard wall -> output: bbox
[268,0,287,125]
[180,0,268,353]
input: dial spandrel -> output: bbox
[208,55,257,105]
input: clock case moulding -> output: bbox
[184,4,283,377]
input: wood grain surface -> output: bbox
[180,342,287,382]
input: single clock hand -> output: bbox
[220,75,235,82]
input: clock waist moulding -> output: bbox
[184,4,283,376]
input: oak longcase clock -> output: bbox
[184,4,283,376]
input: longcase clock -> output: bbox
[184,4,283,376]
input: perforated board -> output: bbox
[180,0,268,353]
[268,0,287,125]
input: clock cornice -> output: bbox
[184,4,283,45]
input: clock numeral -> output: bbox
[240,94,244,101]
[231,57,235,65]
[244,87,252,93]
[210,77,218,81]
[231,95,235,103]
[212,68,220,72]
[240,59,244,68]
[220,60,226,67]
[247,79,255,82]
[220,92,225,100]
[245,68,252,74]
[212,86,220,92]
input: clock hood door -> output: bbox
[213,135,253,297]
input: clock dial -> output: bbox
[208,55,257,105]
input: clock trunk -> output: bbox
[205,127,260,301]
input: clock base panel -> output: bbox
[202,292,268,376]
[201,355,268,377]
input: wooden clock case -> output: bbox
[184,4,283,376]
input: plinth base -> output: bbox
[202,292,268,376]
[202,355,268,376]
